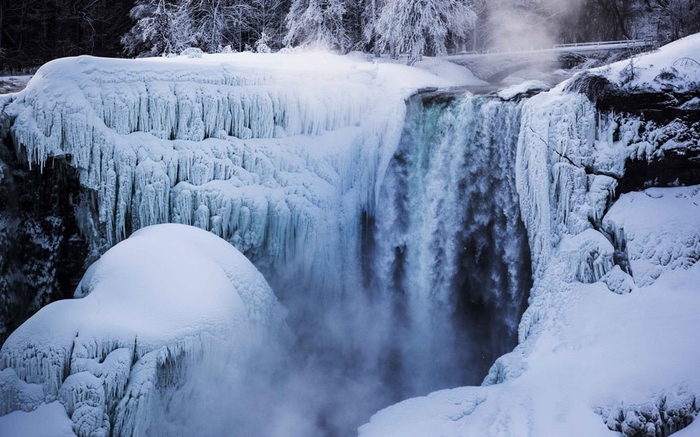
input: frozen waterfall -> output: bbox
[0,53,535,437]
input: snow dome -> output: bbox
[0,223,288,437]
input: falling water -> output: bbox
[367,90,532,397]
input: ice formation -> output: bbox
[0,224,288,437]
[0,52,449,294]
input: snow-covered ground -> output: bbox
[0,224,288,437]
[591,32,700,92]
[360,34,700,437]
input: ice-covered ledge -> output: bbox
[0,52,453,291]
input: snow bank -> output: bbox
[361,256,700,436]
[590,33,700,93]
[604,187,700,287]
[0,402,75,437]
[0,224,287,437]
[0,52,450,293]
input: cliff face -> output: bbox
[565,68,700,195]
[0,137,88,343]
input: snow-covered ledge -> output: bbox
[359,34,700,437]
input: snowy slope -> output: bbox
[360,35,700,437]
[0,224,287,437]
[591,32,700,93]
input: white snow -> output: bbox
[0,402,75,437]
[497,80,550,100]
[589,32,700,92]
[413,57,489,87]
[604,187,700,287]
[0,223,287,437]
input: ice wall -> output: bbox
[0,53,422,295]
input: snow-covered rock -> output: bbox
[0,223,288,437]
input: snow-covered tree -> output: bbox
[121,0,196,56]
[188,0,252,52]
[284,0,349,51]
[373,0,476,63]
[247,0,289,49]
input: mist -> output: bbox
[475,0,585,52]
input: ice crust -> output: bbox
[0,224,287,437]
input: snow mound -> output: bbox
[0,223,287,437]
[413,57,489,87]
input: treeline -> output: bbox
[1,0,699,73]
[1,0,133,71]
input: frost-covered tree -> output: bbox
[247,0,289,49]
[284,0,349,51]
[188,0,252,52]
[122,0,254,55]
[121,0,195,56]
[373,0,476,63]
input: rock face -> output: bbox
[0,137,88,343]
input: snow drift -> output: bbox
[0,223,288,437]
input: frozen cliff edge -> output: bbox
[359,34,700,437]
[0,223,288,437]
[0,52,450,293]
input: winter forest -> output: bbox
[2,0,700,71]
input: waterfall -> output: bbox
[368,90,532,396]
[1,67,536,435]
